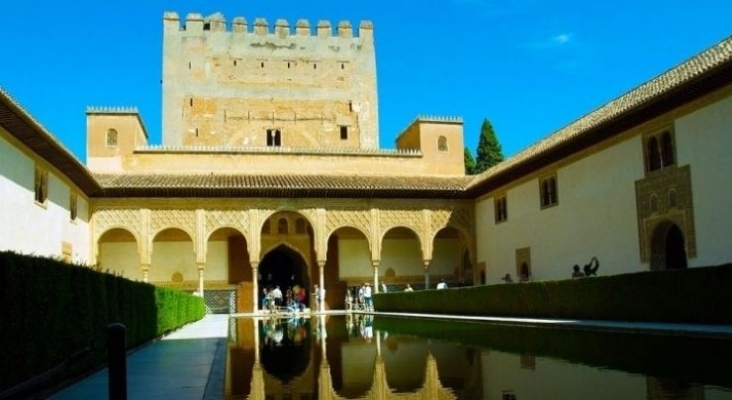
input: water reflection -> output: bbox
[226,315,732,399]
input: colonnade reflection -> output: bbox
[226,315,728,400]
[226,315,465,399]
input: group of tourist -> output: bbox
[345,282,374,311]
[261,284,307,312]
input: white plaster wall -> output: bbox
[675,95,732,267]
[204,240,229,281]
[150,241,197,282]
[338,237,461,280]
[431,238,462,276]
[338,238,372,277]
[0,129,90,264]
[380,239,423,278]
[476,136,644,284]
[481,351,646,399]
[98,241,140,279]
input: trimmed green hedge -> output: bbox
[0,251,205,393]
[374,264,732,324]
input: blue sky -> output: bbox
[1,1,730,162]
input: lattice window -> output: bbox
[106,128,118,147]
[539,175,558,208]
[494,195,507,223]
[34,165,48,205]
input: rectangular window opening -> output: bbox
[340,126,348,140]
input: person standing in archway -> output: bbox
[363,282,373,312]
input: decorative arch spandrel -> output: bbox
[149,209,197,241]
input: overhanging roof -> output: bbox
[0,88,101,195]
[94,173,474,199]
[466,35,732,197]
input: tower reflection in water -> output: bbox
[226,315,731,400]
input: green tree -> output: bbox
[474,118,504,174]
[464,147,477,175]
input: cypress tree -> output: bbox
[474,118,504,173]
[464,147,477,175]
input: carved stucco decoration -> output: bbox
[93,208,142,244]
[150,209,197,240]
[205,209,250,238]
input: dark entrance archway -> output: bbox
[650,221,688,271]
[259,245,311,307]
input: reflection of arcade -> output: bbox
[259,317,311,383]
[229,315,459,400]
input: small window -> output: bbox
[650,194,659,213]
[295,218,306,234]
[261,62,265,68]
[262,220,271,234]
[341,63,345,70]
[266,129,282,147]
[661,131,675,167]
[540,175,558,208]
[106,129,118,147]
[437,135,448,151]
[494,196,507,223]
[287,62,291,68]
[70,192,78,221]
[313,63,317,69]
[644,129,676,173]
[668,189,678,208]
[277,218,288,234]
[233,59,237,66]
[34,165,48,205]
[340,126,348,140]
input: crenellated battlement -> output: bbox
[163,11,373,40]
[86,106,139,114]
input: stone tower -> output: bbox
[162,12,379,149]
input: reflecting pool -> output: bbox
[225,314,732,399]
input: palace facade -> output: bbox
[1,12,731,313]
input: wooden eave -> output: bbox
[0,90,101,196]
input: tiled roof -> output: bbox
[94,173,474,198]
[467,35,732,195]
[0,88,101,195]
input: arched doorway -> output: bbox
[259,245,311,308]
[650,222,688,271]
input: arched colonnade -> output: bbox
[91,199,475,312]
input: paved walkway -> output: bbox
[49,315,229,400]
[47,312,732,400]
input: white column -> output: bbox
[251,262,259,313]
[319,260,325,312]
[372,260,380,294]
[197,264,205,295]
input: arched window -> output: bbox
[661,131,674,167]
[277,218,288,234]
[650,194,659,213]
[106,129,118,147]
[262,220,271,234]
[295,218,306,234]
[437,135,448,151]
[647,136,661,172]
